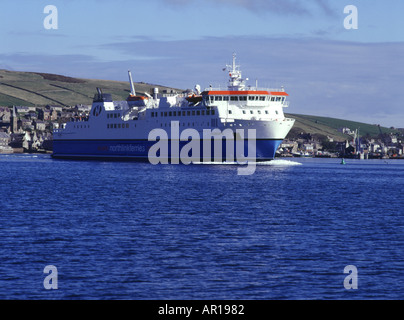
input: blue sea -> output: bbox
[0,154,403,300]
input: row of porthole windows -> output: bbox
[73,124,90,129]
[160,119,218,128]
[107,123,130,129]
[228,110,279,115]
[160,122,214,128]
[151,109,215,117]
[107,113,121,119]
[227,123,263,127]
[158,122,258,128]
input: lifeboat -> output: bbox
[126,70,149,106]
[186,94,203,104]
[127,94,148,106]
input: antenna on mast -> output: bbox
[232,52,236,72]
[128,70,136,96]
[226,52,245,90]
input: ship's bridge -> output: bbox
[200,53,290,107]
[201,89,289,107]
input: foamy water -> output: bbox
[257,159,302,166]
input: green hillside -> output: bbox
[286,113,400,141]
[0,69,178,107]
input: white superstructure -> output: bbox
[53,54,295,160]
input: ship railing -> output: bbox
[205,85,286,92]
[224,117,295,123]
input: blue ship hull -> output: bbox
[52,139,283,161]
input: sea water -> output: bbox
[0,154,403,299]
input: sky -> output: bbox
[0,0,404,127]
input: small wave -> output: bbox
[193,159,302,166]
[16,155,39,159]
[193,161,238,165]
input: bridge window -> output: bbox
[230,96,238,101]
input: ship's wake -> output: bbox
[256,159,302,166]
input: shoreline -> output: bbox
[2,151,404,160]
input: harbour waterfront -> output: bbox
[0,154,403,299]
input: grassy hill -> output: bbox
[286,113,401,141]
[0,69,179,107]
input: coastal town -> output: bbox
[278,129,404,159]
[0,104,403,159]
[0,104,91,154]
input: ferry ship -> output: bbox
[52,54,295,161]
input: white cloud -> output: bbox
[160,0,335,16]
